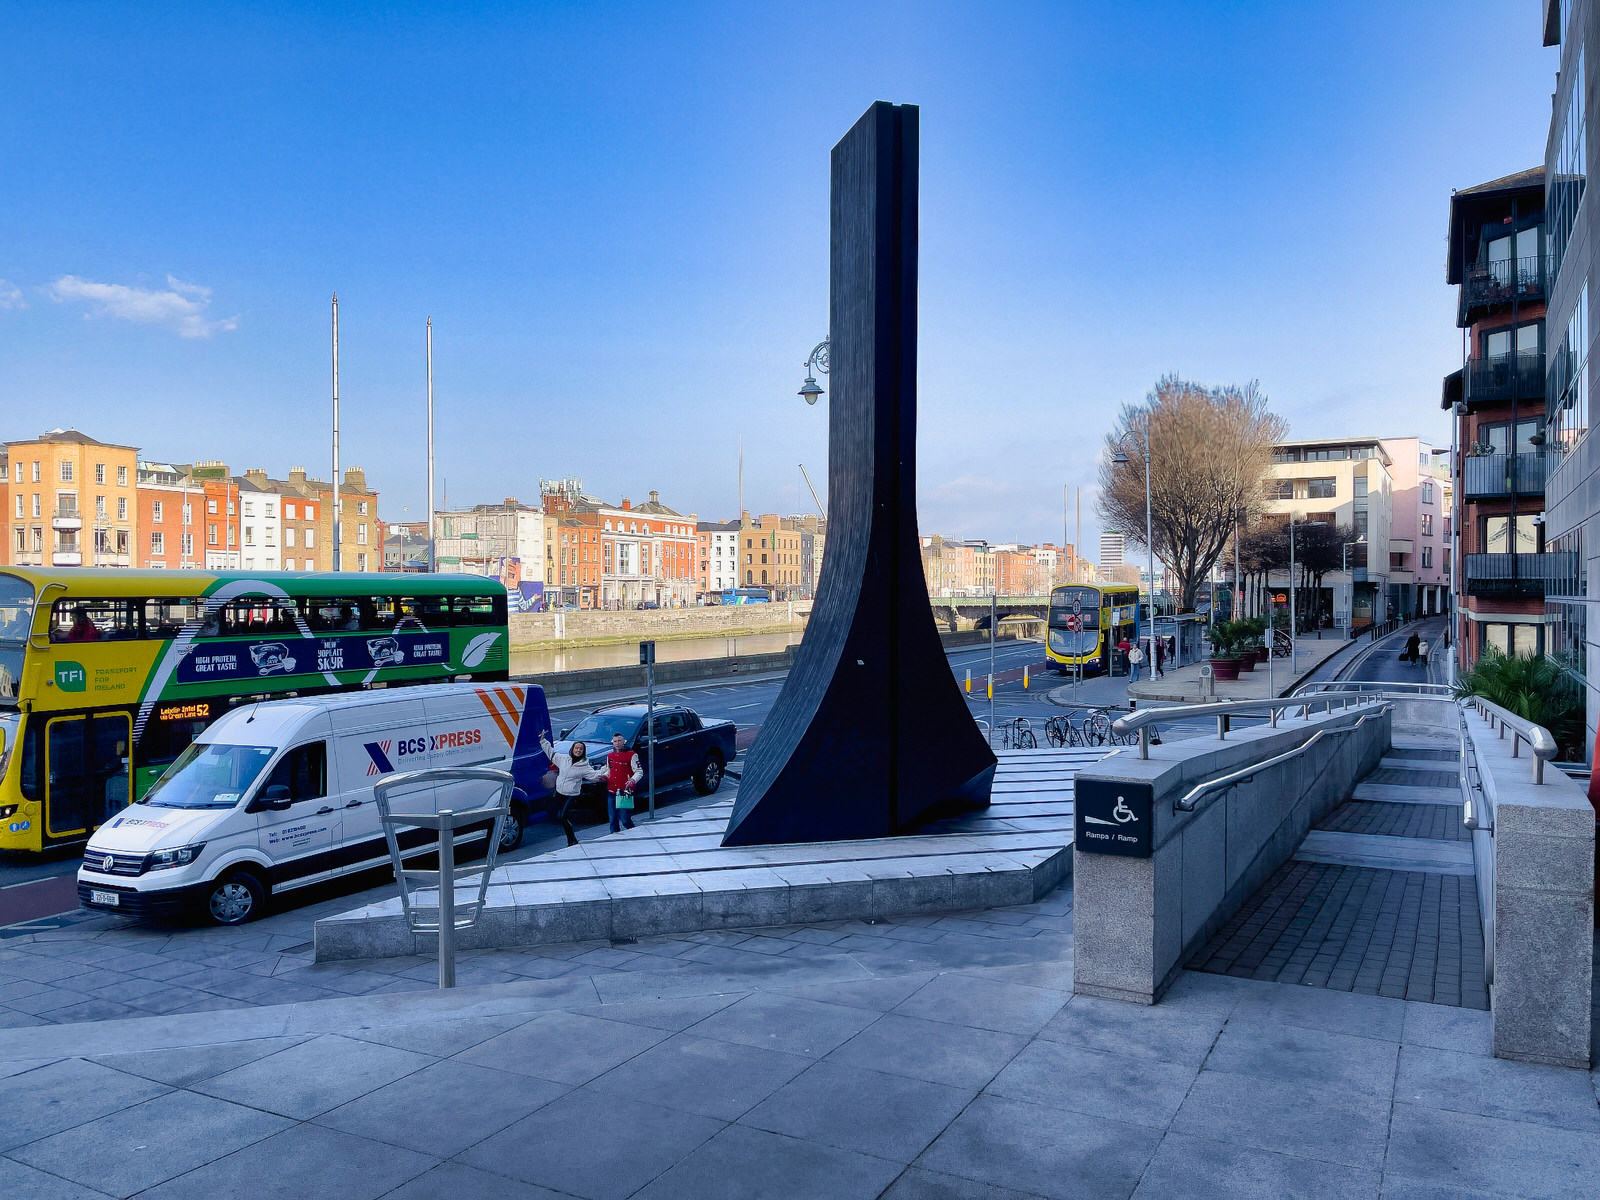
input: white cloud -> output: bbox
[48,274,238,338]
[0,279,25,310]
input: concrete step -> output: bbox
[1379,755,1459,773]
[1293,829,1474,876]
[1353,781,1461,805]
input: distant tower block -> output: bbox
[1099,530,1126,568]
[724,102,995,847]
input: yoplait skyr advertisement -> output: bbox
[175,631,451,683]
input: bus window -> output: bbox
[144,598,205,639]
[50,599,140,642]
[303,599,365,632]
[397,596,449,629]
[448,596,501,626]
[216,598,299,637]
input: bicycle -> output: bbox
[1044,715,1074,748]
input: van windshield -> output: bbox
[143,742,276,809]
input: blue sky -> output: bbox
[0,2,1559,555]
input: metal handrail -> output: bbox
[1461,695,1558,784]
[1113,692,1397,759]
[1294,680,1457,698]
[1175,708,1390,812]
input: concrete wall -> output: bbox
[1073,704,1391,1005]
[510,601,806,649]
[1466,706,1596,1069]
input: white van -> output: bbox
[78,682,553,926]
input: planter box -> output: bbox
[1211,658,1241,681]
[1237,654,1255,673]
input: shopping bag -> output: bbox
[616,790,635,810]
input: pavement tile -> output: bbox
[1383,1102,1600,1198]
[825,1012,1027,1089]
[1230,981,1407,1041]
[1401,1001,1492,1055]
[879,1166,1051,1200]
[1039,994,1222,1068]
[343,1014,536,1057]
[1206,1018,1400,1096]
[1394,1044,1600,1132]
[0,1156,109,1200]
[633,1124,904,1200]
[686,990,880,1058]
[740,1060,974,1163]
[0,1007,48,1028]
[892,972,1067,1036]
[9,1088,293,1199]
[459,1087,723,1200]
[455,1009,671,1085]
[135,1121,437,1200]
[768,974,937,1013]
[1131,1130,1381,1198]
[90,1035,314,1086]
[33,999,148,1024]
[317,1058,567,1157]
[584,1031,810,1121]
[0,1057,170,1153]
[381,1162,571,1199]
[194,1032,433,1119]
[949,959,1073,992]
[986,1039,1198,1128]
[916,1093,1161,1199]
[584,991,748,1031]
[1170,1071,1390,1170]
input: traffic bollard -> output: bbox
[1023,665,1029,690]
[965,668,971,693]
[987,674,993,700]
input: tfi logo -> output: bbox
[55,662,87,692]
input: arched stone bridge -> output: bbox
[929,596,1050,632]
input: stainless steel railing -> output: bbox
[1113,693,1395,759]
[1460,695,1560,785]
[1174,708,1391,812]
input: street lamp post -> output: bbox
[798,337,829,404]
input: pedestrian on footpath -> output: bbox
[1127,640,1145,683]
[1417,638,1430,671]
[605,732,644,833]
[539,732,607,847]
[1116,636,1132,676]
[1403,631,1421,664]
[1154,637,1166,678]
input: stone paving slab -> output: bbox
[1317,799,1470,842]
[4,906,1597,1198]
[314,748,1102,962]
[1353,781,1462,805]
[1294,831,1476,876]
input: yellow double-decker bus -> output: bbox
[0,568,510,854]
[1044,584,1142,675]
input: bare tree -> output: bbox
[1099,376,1288,611]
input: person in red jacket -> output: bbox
[605,732,644,833]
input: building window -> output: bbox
[12,495,19,519]
[244,526,254,546]
[208,523,218,546]
[1306,478,1336,499]
[285,528,296,548]
[226,500,234,515]
[358,501,368,515]
[265,503,275,517]
[181,533,193,557]
[285,503,296,519]
[1421,546,1433,568]
[152,501,163,523]
[1267,479,1293,500]
[1552,283,1590,454]
[31,462,40,483]
[357,523,368,545]
[1421,513,1433,537]
[1550,47,1587,272]
[117,497,127,521]
[357,552,367,570]
[151,531,164,555]
[60,461,73,482]
[31,494,40,518]
[208,499,218,515]
[115,530,128,555]
[304,527,314,548]
[243,502,254,517]
[227,526,235,547]
[1483,514,1539,554]
[95,495,106,518]
[94,463,105,484]
[117,465,127,486]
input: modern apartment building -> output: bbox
[1263,437,1396,629]
[1537,1,1600,756]
[1443,167,1553,667]
[1098,530,1125,569]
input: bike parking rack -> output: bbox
[373,766,515,989]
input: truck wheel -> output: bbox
[206,870,266,926]
[693,753,724,795]
[498,803,526,853]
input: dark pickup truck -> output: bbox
[556,703,737,800]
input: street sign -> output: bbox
[1072,595,1083,615]
[639,640,656,665]
[1065,614,1081,632]
[1075,779,1154,858]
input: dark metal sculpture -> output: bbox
[724,101,996,847]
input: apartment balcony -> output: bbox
[52,508,82,532]
[1461,452,1550,499]
[1462,551,1563,598]
[1458,253,1550,323]
[52,550,82,567]
[1462,351,1545,405]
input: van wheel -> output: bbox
[497,805,526,853]
[693,753,724,795]
[206,870,265,926]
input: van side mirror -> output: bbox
[249,784,292,812]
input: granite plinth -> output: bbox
[314,748,1101,962]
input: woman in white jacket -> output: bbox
[539,733,607,847]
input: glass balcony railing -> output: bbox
[1460,452,1550,499]
[1462,351,1545,404]
[1459,253,1550,321]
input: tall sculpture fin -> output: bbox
[723,101,996,847]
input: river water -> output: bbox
[510,630,803,676]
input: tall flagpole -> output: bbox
[738,436,744,517]
[331,294,342,572]
[427,318,435,573]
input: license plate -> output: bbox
[89,890,120,907]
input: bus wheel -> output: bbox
[206,870,266,926]
[497,804,526,853]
